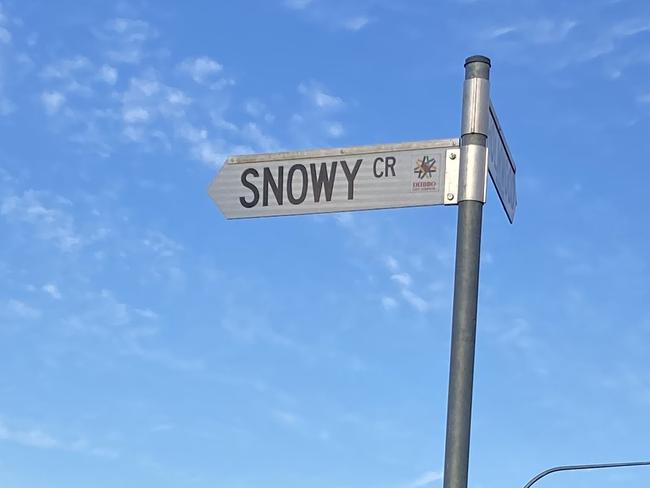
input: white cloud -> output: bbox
[0,97,13,116]
[498,317,534,350]
[272,409,302,427]
[409,470,443,488]
[244,99,275,122]
[0,421,58,448]
[1,190,84,251]
[135,308,158,319]
[122,106,149,123]
[242,122,279,152]
[327,122,344,138]
[178,56,224,87]
[391,273,412,287]
[381,296,398,310]
[0,26,10,44]
[0,420,117,458]
[5,299,42,319]
[611,19,650,38]
[299,81,344,109]
[42,56,91,79]
[177,124,226,167]
[42,283,62,300]
[488,26,517,38]
[334,212,354,228]
[637,94,650,104]
[122,327,204,372]
[98,64,118,85]
[284,0,313,9]
[0,5,9,43]
[342,16,371,31]
[244,99,263,117]
[485,19,577,44]
[384,255,400,272]
[401,289,429,313]
[102,18,157,64]
[141,230,183,258]
[41,91,66,114]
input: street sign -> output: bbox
[208,55,518,488]
[487,101,517,223]
[209,139,459,219]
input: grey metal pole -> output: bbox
[442,55,491,488]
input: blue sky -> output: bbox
[1,0,650,487]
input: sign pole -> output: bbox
[442,55,491,488]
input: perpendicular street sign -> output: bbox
[209,139,460,219]
[487,101,517,223]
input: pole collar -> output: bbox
[464,55,491,67]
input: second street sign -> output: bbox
[209,138,459,219]
[487,102,517,223]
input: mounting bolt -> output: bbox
[447,193,455,201]
[449,152,457,160]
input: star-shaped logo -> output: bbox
[414,155,437,179]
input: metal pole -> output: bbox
[523,461,650,488]
[442,55,491,488]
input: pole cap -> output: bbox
[464,55,491,67]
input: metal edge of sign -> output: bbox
[488,170,515,224]
[488,101,517,224]
[224,138,460,165]
[488,102,516,173]
[215,198,452,221]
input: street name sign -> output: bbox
[208,56,518,488]
[487,101,517,223]
[209,139,460,219]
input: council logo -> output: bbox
[411,155,439,192]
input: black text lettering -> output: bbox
[239,168,260,208]
[287,164,308,205]
[310,162,337,202]
[341,159,363,200]
[263,166,283,206]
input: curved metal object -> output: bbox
[523,461,650,488]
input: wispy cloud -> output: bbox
[42,283,62,300]
[298,81,344,109]
[122,326,204,372]
[284,0,373,32]
[290,80,348,145]
[1,190,85,251]
[0,25,10,44]
[391,273,412,288]
[409,469,443,488]
[341,15,371,31]
[178,56,232,89]
[284,0,313,10]
[484,18,577,44]
[0,419,118,458]
[272,409,303,427]
[243,98,275,122]
[99,17,157,64]
[31,18,287,167]
[41,90,65,114]
[0,3,15,114]
[381,296,398,310]
[326,121,344,138]
[3,298,42,319]
[98,64,118,85]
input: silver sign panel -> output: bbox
[487,102,517,223]
[209,139,459,219]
